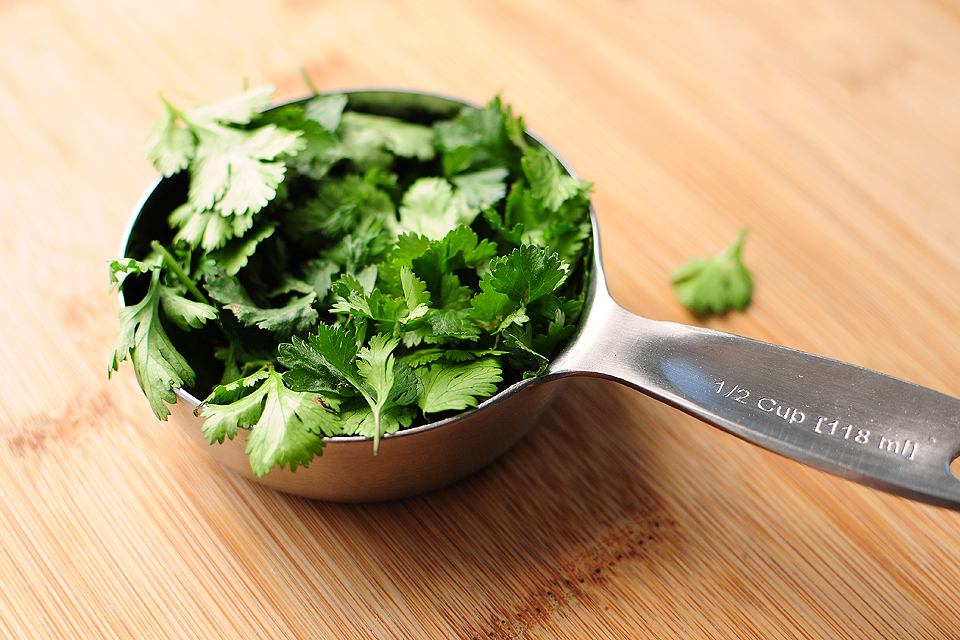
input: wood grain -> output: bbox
[2,0,960,637]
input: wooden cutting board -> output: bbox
[2,0,960,637]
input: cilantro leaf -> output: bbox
[109,255,161,290]
[207,220,277,275]
[281,328,418,453]
[188,124,303,216]
[304,93,349,132]
[451,167,508,208]
[301,259,340,303]
[434,96,523,176]
[200,369,272,443]
[142,107,196,177]
[521,146,582,212]
[157,285,219,331]
[281,324,360,391]
[260,97,345,179]
[501,323,550,375]
[109,269,198,420]
[395,177,474,241]
[671,228,753,315]
[337,400,417,440]
[188,84,276,125]
[200,367,339,476]
[469,271,518,333]
[205,274,318,338]
[354,334,419,452]
[279,333,352,395]
[488,244,568,305]
[382,226,495,306]
[288,173,394,240]
[330,287,407,333]
[415,357,502,415]
[339,111,436,161]
[169,202,256,252]
[144,86,305,251]
[531,306,577,357]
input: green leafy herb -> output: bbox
[415,357,502,415]
[671,228,753,315]
[112,80,595,476]
[109,259,217,419]
[200,366,339,476]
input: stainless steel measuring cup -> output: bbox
[122,90,960,506]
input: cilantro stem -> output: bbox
[299,66,320,96]
[157,91,187,123]
[151,240,213,307]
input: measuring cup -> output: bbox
[122,90,960,506]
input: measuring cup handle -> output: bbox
[550,296,960,510]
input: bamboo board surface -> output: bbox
[3,0,960,637]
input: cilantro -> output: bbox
[114,82,596,476]
[521,147,582,212]
[488,244,568,305]
[395,177,474,240]
[143,85,305,251]
[416,357,502,415]
[339,111,437,161]
[450,167,509,209]
[281,329,418,453]
[109,263,216,420]
[200,367,339,476]
[671,228,753,315]
[205,274,319,339]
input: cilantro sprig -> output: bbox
[112,81,594,476]
[671,228,752,315]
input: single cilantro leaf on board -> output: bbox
[671,228,753,316]
[200,366,340,476]
[415,357,502,416]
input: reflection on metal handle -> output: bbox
[550,291,960,511]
